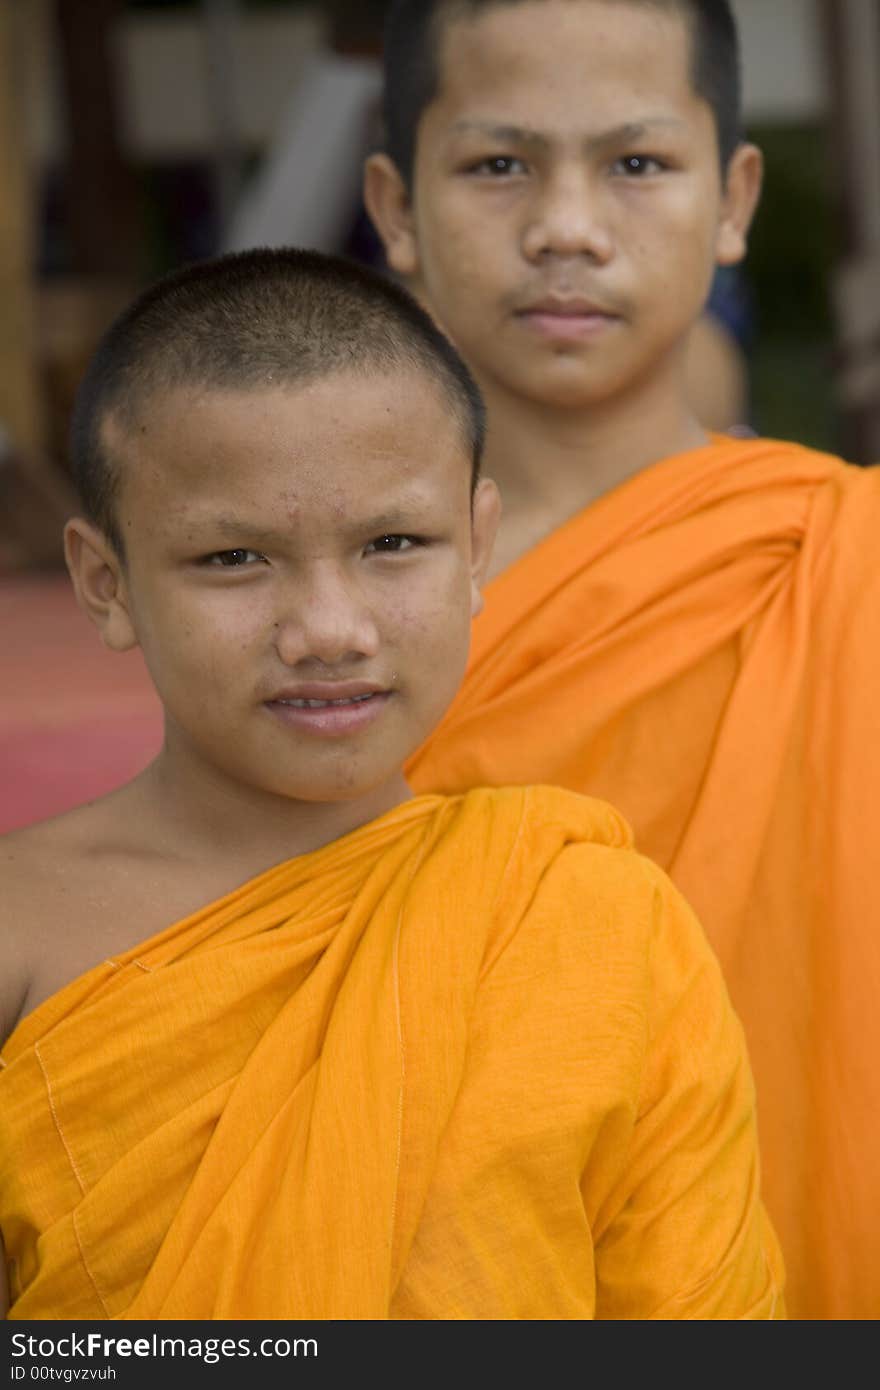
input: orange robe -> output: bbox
[407,436,880,1320]
[1,788,783,1319]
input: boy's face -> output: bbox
[69,371,497,807]
[366,0,761,413]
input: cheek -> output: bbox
[663,198,720,264]
[422,242,469,304]
[633,224,715,311]
[418,203,491,292]
[143,593,268,685]
[384,569,472,660]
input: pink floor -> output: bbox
[0,574,163,832]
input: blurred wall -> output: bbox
[733,0,827,121]
[20,0,827,165]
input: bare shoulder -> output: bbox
[0,787,178,1046]
[0,804,107,1044]
[2,819,58,1042]
[0,779,267,1047]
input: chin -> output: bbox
[520,375,622,412]
[274,768,403,806]
[268,780,368,804]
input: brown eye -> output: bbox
[365,535,421,554]
[469,155,528,177]
[206,549,263,567]
[613,154,664,177]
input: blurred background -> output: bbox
[1,0,879,829]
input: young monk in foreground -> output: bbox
[363,0,880,1320]
[0,248,784,1320]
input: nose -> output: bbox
[272,563,381,667]
[521,168,614,264]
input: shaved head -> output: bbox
[382,0,742,183]
[71,247,486,555]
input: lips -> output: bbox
[275,692,376,710]
[515,295,621,343]
[263,683,393,738]
[265,682,387,706]
[519,296,617,318]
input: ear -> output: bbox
[468,478,502,617]
[363,152,420,279]
[63,517,139,652]
[716,142,764,266]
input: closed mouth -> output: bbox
[519,301,617,319]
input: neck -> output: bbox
[127,737,413,879]
[479,359,710,579]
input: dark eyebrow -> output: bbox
[359,512,428,535]
[208,517,290,547]
[448,117,687,153]
[587,119,688,151]
[198,503,433,545]
[449,120,551,149]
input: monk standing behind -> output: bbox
[364,0,880,1319]
[0,248,783,1319]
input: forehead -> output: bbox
[428,0,699,133]
[108,369,470,524]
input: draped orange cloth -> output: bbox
[1,787,783,1320]
[407,436,880,1320]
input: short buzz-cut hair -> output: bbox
[382,0,743,186]
[70,246,487,555]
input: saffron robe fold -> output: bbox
[407,436,880,1320]
[1,787,783,1320]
